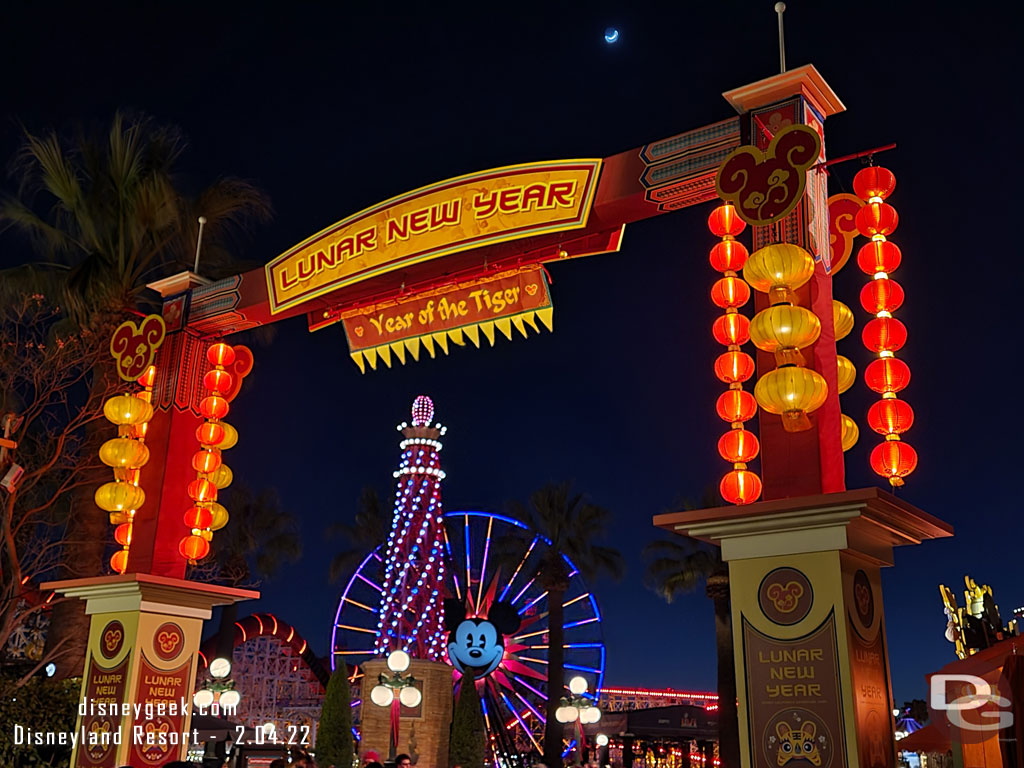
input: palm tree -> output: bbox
[503,483,624,768]
[326,487,391,583]
[0,112,272,676]
[644,490,739,768]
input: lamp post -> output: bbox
[370,650,422,763]
[555,676,602,762]
[192,656,241,714]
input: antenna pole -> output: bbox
[192,215,208,274]
[775,2,787,74]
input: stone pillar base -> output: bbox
[360,658,453,768]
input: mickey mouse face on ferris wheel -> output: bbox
[444,598,521,679]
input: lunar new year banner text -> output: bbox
[342,267,553,372]
[266,160,601,315]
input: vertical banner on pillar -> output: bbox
[742,607,848,768]
[127,621,194,766]
[74,616,135,768]
[846,569,896,768]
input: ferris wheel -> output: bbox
[331,510,606,755]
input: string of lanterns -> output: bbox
[744,243,827,433]
[854,165,917,487]
[833,298,859,452]
[708,203,762,505]
[180,343,239,563]
[97,365,157,574]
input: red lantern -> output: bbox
[857,240,902,275]
[187,478,217,503]
[179,535,211,561]
[710,276,751,309]
[110,550,129,573]
[714,351,755,384]
[856,202,899,237]
[870,441,918,483]
[720,469,762,505]
[707,204,746,238]
[853,166,896,201]
[712,314,750,346]
[709,239,749,272]
[196,422,225,447]
[862,317,907,353]
[192,449,222,474]
[867,399,915,436]
[716,389,758,423]
[114,523,132,546]
[860,278,904,314]
[184,506,214,529]
[717,429,759,463]
[207,343,235,367]
[203,369,234,394]
[865,358,911,394]
[200,396,229,420]
[137,365,157,388]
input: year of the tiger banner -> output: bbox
[341,266,553,372]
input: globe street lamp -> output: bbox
[193,657,242,714]
[370,651,421,761]
[555,676,601,724]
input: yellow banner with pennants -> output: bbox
[265,160,601,315]
[341,266,553,372]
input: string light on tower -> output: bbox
[854,165,917,486]
[375,396,448,660]
[708,202,762,505]
[97,365,158,573]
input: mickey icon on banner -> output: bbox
[444,598,521,679]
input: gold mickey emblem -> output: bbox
[354,326,365,337]
[157,629,179,654]
[766,580,805,613]
[525,283,538,296]
[110,314,166,381]
[103,628,122,652]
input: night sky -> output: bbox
[4,2,1022,704]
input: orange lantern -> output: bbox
[179,535,211,561]
[137,365,157,388]
[710,276,751,309]
[197,422,226,447]
[714,351,755,384]
[716,389,757,423]
[707,203,746,238]
[717,430,759,463]
[856,202,898,237]
[857,240,902,275]
[712,313,750,346]
[110,550,129,574]
[184,506,214,529]
[199,395,229,420]
[709,240,749,272]
[867,399,915,436]
[187,478,217,503]
[853,166,896,200]
[865,358,911,394]
[207,343,236,367]
[860,278,904,314]
[720,469,762,505]
[203,368,234,393]
[862,317,907,353]
[192,448,223,474]
[113,523,133,547]
[870,441,918,486]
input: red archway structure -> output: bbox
[198,612,330,690]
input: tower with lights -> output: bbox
[375,395,448,660]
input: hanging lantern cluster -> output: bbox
[708,203,762,505]
[96,365,157,574]
[180,343,238,563]
[854,166,917,487]
[833,299,859,452]
[743,243,828,432]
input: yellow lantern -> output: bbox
[209,464,233,490]
[836,355,856,394]
[218,422,238,450]
[103,395,154,426]
[743,243,815,302]
[209,502,229,531]
[754,367,828,432]
[833,300,855,341]
[749,305,821,359]
[99,438,150,469]
[95,482,145,512]
[841,414,859,451]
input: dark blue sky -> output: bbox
[4,1,1022,704]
